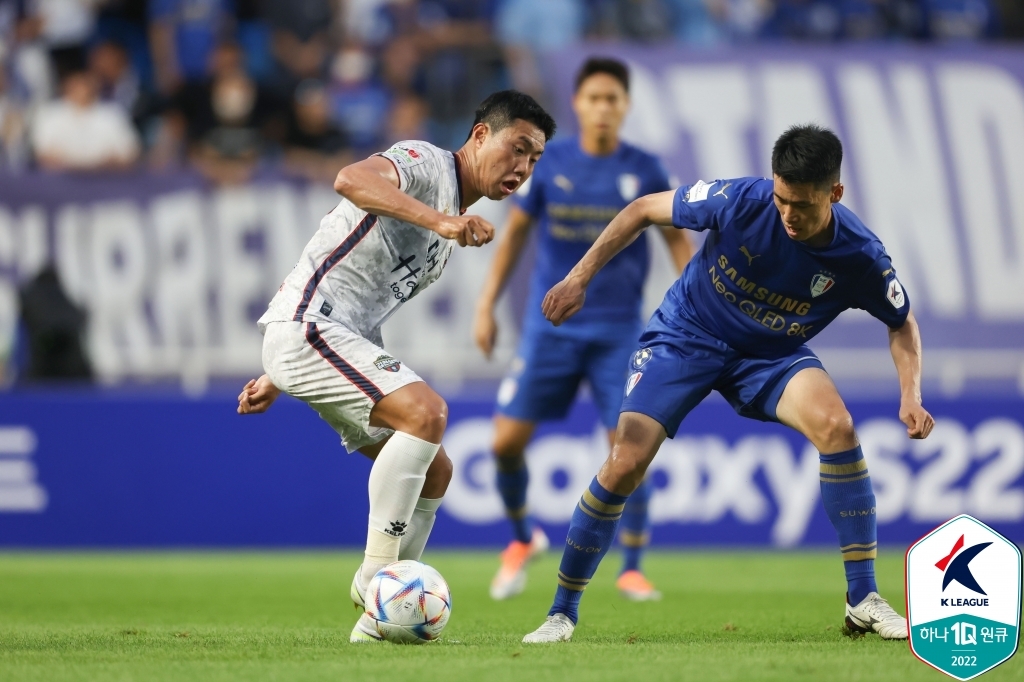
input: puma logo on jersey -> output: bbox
[739,245,760,265]
[553,175,574,193]
[713,182,732,199]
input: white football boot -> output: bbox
[522,613,575,643]
[349,566,383,643]
[845,592,908,640]
[490,527,550,600]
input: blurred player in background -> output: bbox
[524,124,933,643]
[474,58,692,602]
[236,90,556,642]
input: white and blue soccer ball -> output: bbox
[364,560,452,643]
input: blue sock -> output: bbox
[619,477,651,574]
[549,477,627,624]
[819,446,878,605]
[495,459,533,544]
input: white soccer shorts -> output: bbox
[261,321,423,452]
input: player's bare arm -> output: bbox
[237,374,281,414]
[334,156,495,248]
[658,226,693,275]
[888,309,934,439]
[473,206,534,358]
[543,190,675,325]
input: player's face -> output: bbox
[772,175,843,243]
[476,120,546,200]
[572,74,629,139]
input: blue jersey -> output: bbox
[515,138,672,339]
[664,177,909,358]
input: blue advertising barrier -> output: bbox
[0,390,1021,548]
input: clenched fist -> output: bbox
[434,215,495,247]
[238,374,281,414]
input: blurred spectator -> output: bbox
[762,0,844,41]
[28,0,96,51]
[924,0,996,40]
[18,265,92,383]
[371,0,508,149]
[672,0,729,46]
[89,40,139,114]
[148,0,233,95]
[494,0,584,96]
[328,45,390,153]
[386,91,429,142]
[589,0,678,42]
[284,79,350,182]
[31,64,140,171]
[94,0,154,90]
[263,0,331,95]
[171,43,282,184]
[0,61,28,168]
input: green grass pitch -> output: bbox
[0,550,1020,681]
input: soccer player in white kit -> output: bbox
[236,91,557,642]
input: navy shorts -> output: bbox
[497,327,639,429]
[621,310,824,437]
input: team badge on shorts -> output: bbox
[887,278,906,309]
[632,348,653,369]
[906,514,1021,680]
[810,272,835,298]
[373,355,402,373]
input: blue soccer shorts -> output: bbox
[496,327,638,430]
[620,309,825,436]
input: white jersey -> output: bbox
[259,140,460,339]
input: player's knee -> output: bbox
[492,432,528,463]
[400,395,448,443]
[818,411,857,453]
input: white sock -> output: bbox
[360,431,439,585]
[398,497,443,562]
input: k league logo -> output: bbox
[906,515,1021,680]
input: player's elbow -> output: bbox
[333,168,355,196]
[634,192,672,227]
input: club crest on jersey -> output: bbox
[810,273,835,298]
[626,371,643,396]
[632,348,652,369]
[618,173,641,201]
[887,278,905,309]
[374,355,402,373]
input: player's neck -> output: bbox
[803,212,836,249]
[453,147,478,212]
[578,132,619,157]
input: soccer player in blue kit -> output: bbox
[523,125,936,643]
[473,58,693,601]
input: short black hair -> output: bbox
[574,57,629,93]
[771,124,843,188]
[470,90,556,142]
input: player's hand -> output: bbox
[435,215,495,247]
[238,374,281,414]
[543,275,587,326]
[473,307,498,359]
[899,400,934,439]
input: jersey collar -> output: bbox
[452,152,466,215]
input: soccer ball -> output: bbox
[364,560,452,643]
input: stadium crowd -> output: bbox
[0,0,1021,183]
